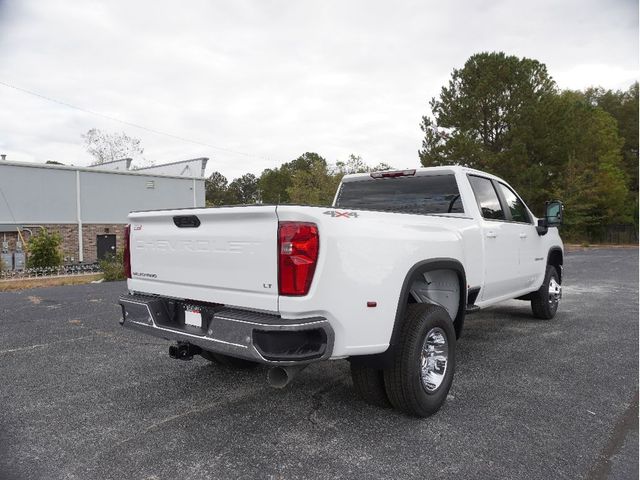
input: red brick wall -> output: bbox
[1,223,126,264]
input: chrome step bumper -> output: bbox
[118,294,334,365]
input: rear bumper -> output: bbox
[118,293,334,365]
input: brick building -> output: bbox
[0,157,207,267]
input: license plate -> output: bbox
[184,309,202,328]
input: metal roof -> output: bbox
[0,158,207,181]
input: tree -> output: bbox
[419,51,557,174]
[547,91,629,238]
[258,152,333,204]
[286,152,326,173]
[287,157,339,205]
[205,171,229,206]
[82,128,144,165]
[371,162,394,172]
[260,152,395,206]
[330,155,395,193]
[258,167,293,204]
[583,82,639,192]
[334,154,370,175]
[419,52,631,240]
[227,173,259,204]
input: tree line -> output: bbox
[420,52,637,241]
[77,53,637,243]
[77,53,636,243]
[206,52,637,242]
[205,153,393,207]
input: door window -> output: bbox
[468,176,505,220]
[496,183,531,224]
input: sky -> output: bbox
[0,0,637,180]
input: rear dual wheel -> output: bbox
[350,363,392,408]
[350,304,456,417]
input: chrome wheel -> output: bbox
[548,277,561,306]
[420,327,449,393]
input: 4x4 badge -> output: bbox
[323,210,358,218]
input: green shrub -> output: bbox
[27,230,63,268]
[99,251,125,281]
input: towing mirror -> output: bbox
[536,200,564,236]
[545,201,564,226]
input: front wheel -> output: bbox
[531,265,561,320]
[383,304,456,417]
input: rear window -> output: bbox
[335,174,464,215]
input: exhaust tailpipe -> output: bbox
[267,365,307,389]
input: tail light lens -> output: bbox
[278,222,319,296]
[123,224,131,279]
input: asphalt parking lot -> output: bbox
[0,248,638,480]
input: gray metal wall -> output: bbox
[0,162,205,224]
[0,164,76,223]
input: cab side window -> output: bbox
[468,175,505,220]
[497,183,531,224]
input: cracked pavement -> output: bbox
[0,248,637,479]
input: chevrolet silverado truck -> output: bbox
[118,166,564,417]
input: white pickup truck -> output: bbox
[119,166,564,417]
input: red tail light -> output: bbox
[123,224,131,279]
[278,222,319,296]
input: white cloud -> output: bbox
[0,0,637,180]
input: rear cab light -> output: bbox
[370,169,416,179]
[278,222,319,296]
[123,224,131,279]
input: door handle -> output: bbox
[519,233,527,239]
[486,232,497,239]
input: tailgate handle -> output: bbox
[173,215,201,228]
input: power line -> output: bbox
[0,79,271,161]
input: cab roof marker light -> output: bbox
[370,169,416,179]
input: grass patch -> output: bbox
[0,273,104,292]
[564,243,638,252]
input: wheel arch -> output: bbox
[349,258,466,369]
[548,247,563,283]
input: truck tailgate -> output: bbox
[127,206,279,312]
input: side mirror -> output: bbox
[536,219,548,236]
[545,200,564,226]
[536,200,564,236]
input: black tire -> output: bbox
[350,364,392,408]
[200,350,257,369]
[383,304,456,417]
[531,265,561,320]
